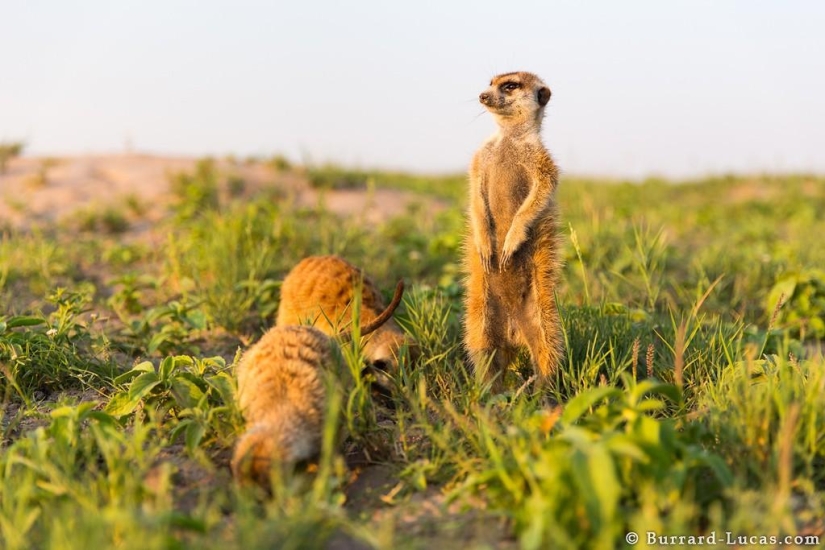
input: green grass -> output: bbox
[306,162,467,201]
[1,163,824,549]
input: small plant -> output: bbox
[111,299,207,356]
[227,174,246,197]
[108,275,208,355]
[24,159,59,189]
[76,207,130,234]
[268,154,292,172]
[169,158,220,219]
[101,207,130,234]
[767,269,825,341]
[0,287,114,399]
[306,163,368,190]
[0,142,24,174]
[106,355,242,457]
[124,193,147,217]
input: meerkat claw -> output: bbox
[499,251,511,271]
[481,253,492,273]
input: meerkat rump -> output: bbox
[232,280,405,486]
[277,255,416,374]
[464,71,563,389]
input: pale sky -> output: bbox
[2,1,824,178]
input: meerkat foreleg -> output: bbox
[470,172,495,273]
[499,175,555,271]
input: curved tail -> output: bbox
[339,279,405,342]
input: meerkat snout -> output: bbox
[479,91,492,105]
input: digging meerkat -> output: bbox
[232,280,405,486]
[463,71,564,390]
[277,255,417,377]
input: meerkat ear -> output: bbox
[537,86,551,106]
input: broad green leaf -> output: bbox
[206,372,236,405]
[49,406,79,419]
[700,451,734,486]
[105,392,140,417]
[767,275,797,314]
[561,386,619,425]
[166,512,208,533]
[171,378,205,409]
[148,333,170,354]
[174,355,195,366]
[185,310,207,329]
[632,415,662,446]
[203,355,226,370]
[170,419,191,442]
[87,410,118,426]
[113,360,156,385]
[6,316,45,328]
[570,445,620,532]
[128,371,161,401]
[636,398,666,412]
[185,420,206,452]
[177,372,209,392]
[159,356,176,383]
[114,368,144,386]
[630,379,681,405]
[559,426,597,448]
[604,433,648,462]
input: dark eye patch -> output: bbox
[499,81,521,92]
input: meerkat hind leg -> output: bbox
[466,291,517,391]
[527,268,563,384]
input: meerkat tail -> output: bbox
[339,279,405,342]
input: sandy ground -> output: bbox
[0,154,444,230]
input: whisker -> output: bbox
[467,109,488,126]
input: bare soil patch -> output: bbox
[0,154,446,232]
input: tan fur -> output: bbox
[463,71,564,390]
[232,278,405,485]
[276,255,415,372]
[232,326,331,485]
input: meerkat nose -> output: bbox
[479,92,491,105]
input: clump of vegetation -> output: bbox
[123,193,147,217]
[76,206,130,234]
[0,169,823,548]
[307,163,369,190]
[306,162,465,200]
[268,153,292,172]
[226,174,246,197]
[0,287,114,399]
[0,141,24,173]
[169,158,220,219]
[768,269,825,340]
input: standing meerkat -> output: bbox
[232,280,404,486]
[464,71,563,389]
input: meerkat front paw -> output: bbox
[499,228,526,271]
[475,238,495,273]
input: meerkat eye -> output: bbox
[500,82,520,92]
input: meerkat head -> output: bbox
[479,71,551,128]
[362,332,420,405]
